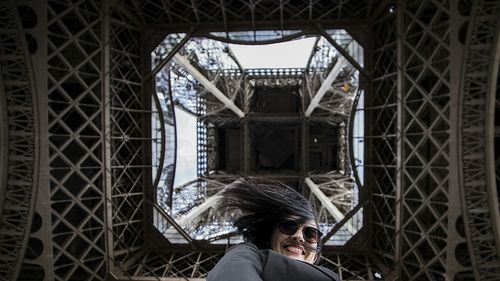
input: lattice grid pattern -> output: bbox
[127,251,224,278]
[108,3,147,274]
[367,2,398,273]
[196,98,208,177]
[320,253,375,280]
[461,0,500,279]
[130,0,378,26]
[3,1,500,281]
[0,2,36,280]
[107,250,376,279]
[397,1,451,280]
[46,0,107,280]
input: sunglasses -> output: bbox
[277,219,323,243]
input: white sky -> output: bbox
[174,107,197,187]
[229,37,316,68]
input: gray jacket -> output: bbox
[207,243,341,281]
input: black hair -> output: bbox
[217,177,318,249]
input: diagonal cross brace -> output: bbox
[173,54,245,118]
[305,177,356,234]
[305,55,348,117]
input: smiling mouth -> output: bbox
[284,245,305,255]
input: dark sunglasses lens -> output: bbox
[304,227,320,242]
[279,220,321,243]
[279,220,298,235]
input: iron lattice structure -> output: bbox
[0,1,499,281]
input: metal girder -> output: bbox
[176,195,220,227]
[11,0,500,280]
[368,1,399,275]
[156,176,239,246]
[0,1,37,280]
[485,6,500,261]
[102,0,115,275]
[173,54,245,118]
[154,203,195,246]
[315,24,369,79]
[126,0,378,30]
[305,56,348,117]
[0,24,8,236]
[305,177,356,234]
[150,31,193,79]
[461,0,500,279]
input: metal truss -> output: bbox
[304,35,359,122]
[3,0,500,281]
[173,54,244,118]
[367,2,398,276]
[112,251,376,280]
[108,1,149,278]
[43,0,110,280]
[116,251,224,279]
[320,253,377,281]
[152,174,247,253]
[365,0,500,280]
[305,175,362,246]
[177,38,244,120]
[152,68,176,207]
[245,68,304,78]
[0,1,37,280]
[123,0,380,31]
[206,126,217,172]
[165,39,245,121]
[196,97,208,177]
[461,0,500,279]
[394,0,452,279]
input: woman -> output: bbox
[207,178,341,281]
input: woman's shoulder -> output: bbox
[207,243,267,281]
[263,250,341,281]
[309,263,341,281]
[224,242,268,262]
[211,243,340,281]
[226,242,263,254]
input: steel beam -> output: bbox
[173,54,245,118]
[305,55,348,117]
[176,195,220,227]
[304,177,355,234]
[0,2,37,280]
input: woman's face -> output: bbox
[270,218,320,263]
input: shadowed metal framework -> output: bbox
[0,0,499,281]
[149,30,364,247]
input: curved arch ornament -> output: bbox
[461,0,500,279]
[0,1,38,280]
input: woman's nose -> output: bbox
[291,228,305,242]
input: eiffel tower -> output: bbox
[1,1,500,280]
